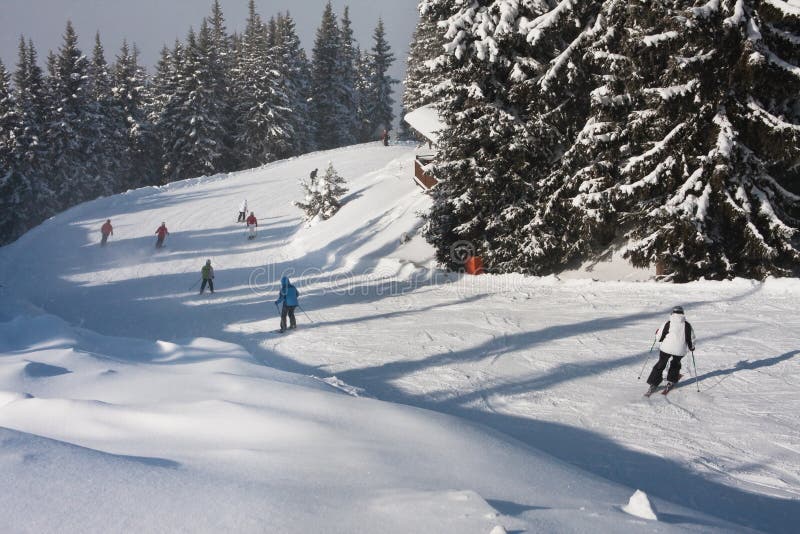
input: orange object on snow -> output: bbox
[464,256,484,275]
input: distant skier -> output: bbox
[100,219,113,246]
[274,275,299,333]
[238,200,248,223]
[310,168,318,180]
[200,259,214,294]
[381,128,389,146]
[246,212,258,240]
[155,222,169,249]
[646,306,696,395]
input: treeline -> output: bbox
[404,0,800,281]
[0,0,397,245]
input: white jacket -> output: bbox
[658,313,695,357]
[240,201,248,212]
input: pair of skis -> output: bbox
[644,374,684,397]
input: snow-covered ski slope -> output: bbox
[1,142,799,533]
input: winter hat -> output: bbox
[206,259,211,265]
[672,306,684,315]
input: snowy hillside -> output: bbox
[1,143,799,532]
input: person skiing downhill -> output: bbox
[646,306,696,395]
[200,259,214,294]
[155,222,169,249]
[238,200,248,223]
[246,212,258,240]
[274,276,299,333]
[310,168,318,180]
[100,219,113,246]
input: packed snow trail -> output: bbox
[1,143,799,532]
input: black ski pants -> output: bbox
[156,236,165,248]
[101,233,109,246]
[200,278,214,294]
[280,305,296,331]
[238,211,246,222]
[647,351,683,386]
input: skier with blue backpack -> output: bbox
[275,276,300,333]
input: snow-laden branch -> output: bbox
[622,122,686,173]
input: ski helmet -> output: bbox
[672,306,684,314]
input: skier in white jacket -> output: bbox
[237,200,248,223]
[646,306,696,394]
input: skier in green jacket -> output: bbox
[200,260,215,294]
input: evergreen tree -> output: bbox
[44,21,98,207]
[360,19,398,140]
[401,3,445,140]
[294,162,348,221]
[422,0,799,280]
[337,7,360,143]
[86,32,122,197]
[275,12,314,155]
[232,0,293,168]
[0,58,26,243]
[354,47,376,143]
[206,0,236,171]
[161,26,227,181]
[113,40,154,189]
[310,2,352,149]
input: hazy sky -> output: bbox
[1,1,419,101]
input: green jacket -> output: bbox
[201,264,214,280]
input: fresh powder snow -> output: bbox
[1,142,798,532]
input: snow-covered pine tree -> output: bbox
[275,12,314,155]
[3,38,51,242]
[232,0,293,168]
[354,47,376,143]
[401,2,446,140]
[337,7,360,145]
[206,0,236,171]
[85,32,121,198]
[113,40,155,190]
[526,0,800,280]
[161,26,226,182]
[361,19,399,140]
[310,2,352,149]
[43,21,99,208]
[294,162,348,221]
[0,58,26,244]
[421,0,586,271]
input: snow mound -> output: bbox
[622,489,658,520]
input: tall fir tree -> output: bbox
[337,7,360,144]
[232,0,293,168]
[401,3,446,140]
[113,40,155,189]
[0,57,26,243]
[275,12,314,155]
[44,21,100,207]
[86,32,121,198]
[422,0,799,280]
[310,2,352,149]
[360,19,398,140]
[161,26,227,182]
[206,0,236,171]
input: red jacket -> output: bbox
[155,225,169,238]
[246,215,257,226]
[101,222,113,236]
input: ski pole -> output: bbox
[297,304,315,324]
[189,279,201,291]
[692,350,700,391]
[638,333,658,379]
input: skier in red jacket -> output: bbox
[155,222,169,249]
[100,219,113,246]
[246,212,257,240]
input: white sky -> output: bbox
[1,0,419,119]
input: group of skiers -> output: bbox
[97,197,298,333]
